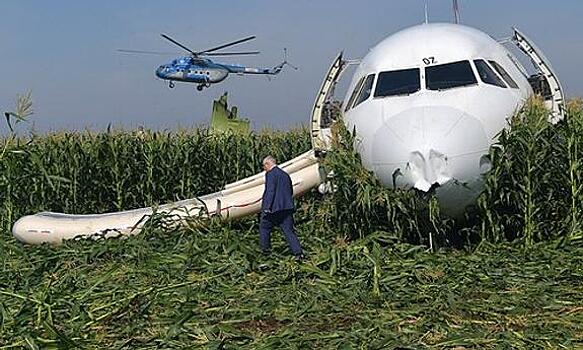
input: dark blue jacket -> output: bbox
[261,166,295,213]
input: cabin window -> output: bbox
[426,61,477,90]
[489,60,520,89]
[345,76,366,112]
[353,74,375,108]
[474,60,507,88]
[374,68,420,97]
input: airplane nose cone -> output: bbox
[370,106,490,196]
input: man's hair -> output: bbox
[262,155,277,166]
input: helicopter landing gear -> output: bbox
[196,81,211,91]
[169,81,175,89]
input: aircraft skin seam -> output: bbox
[371,148,491,166]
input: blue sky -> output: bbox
[1,0,581,133]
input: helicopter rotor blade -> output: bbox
[198,35,256,54]
[202,51,260,56]
[117,49,179,55]
[160,34,198,56]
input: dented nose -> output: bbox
[371,106,490,191]
[408,149,450,192]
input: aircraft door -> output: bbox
[310,52,348,153]
[513,28,565,123]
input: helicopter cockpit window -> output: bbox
[353,74,375,108]
[489,60,520,89]
[345,76,366,112]
[374,68,420,97]
[426,61,477,90]
[474,60,507,88]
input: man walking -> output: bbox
[260,155,304,260]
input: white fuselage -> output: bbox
[343,23,533,215]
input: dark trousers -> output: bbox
[259,209,303,256]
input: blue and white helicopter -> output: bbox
[119,34,296,91]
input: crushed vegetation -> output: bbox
[1,222,581,348]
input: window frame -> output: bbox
[353,74,376,108]
[345,76,366,112]
[488,60,520,89]
[373,67,422,98]
[425,60,478,91]
[473,59,507,88]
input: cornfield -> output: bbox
[0,127,310,232]
[1,98,582,348]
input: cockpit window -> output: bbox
[353,74,375,108]
[345,76,365,112]
[374,68,420,97]
[426,61,477,90]
[474,60,507,88]
[489,60,520,89]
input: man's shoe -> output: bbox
[294,254,306,262]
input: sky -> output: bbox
[0,0,582,134]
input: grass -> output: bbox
[1,220,581,349]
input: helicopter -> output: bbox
[119,34,296,91]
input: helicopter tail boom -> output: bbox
[221,64,283,75]
[225,48,297,76]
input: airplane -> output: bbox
[119,34,296,91]
[330,6,565,216]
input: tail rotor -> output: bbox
[282,48,298,70]
[273,48,298,74]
